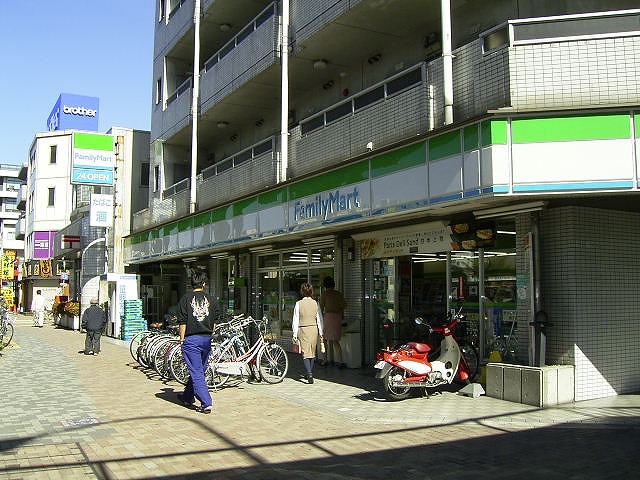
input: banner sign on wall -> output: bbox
[33,231,56,259]
[353,220,498,259]
[2,250,16,280]
[71,132,115,186]
[353,222,452,259]
[90,194,114,227]
[448,220,496,251]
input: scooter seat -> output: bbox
[407,341,432,354]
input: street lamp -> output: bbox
[77,237,106,330]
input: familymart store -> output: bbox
[127,110,640,401]
[351,219,519,365]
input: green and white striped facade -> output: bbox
[124,110,640,263]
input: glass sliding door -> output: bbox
[364,221,517,361]
[257,246,335,337]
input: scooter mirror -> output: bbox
[414,317,425,325]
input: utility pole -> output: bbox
[189,0,201,213]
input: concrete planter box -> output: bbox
[486,363,575,407]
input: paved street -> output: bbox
[1,314,638,479]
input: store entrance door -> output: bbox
[257,248,335,339]
[398,228,517,361]
[365,240,517,362]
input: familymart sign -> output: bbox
[71,132,115,186]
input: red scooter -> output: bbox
[374,307,479,400]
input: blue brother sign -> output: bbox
[47,93,99,132]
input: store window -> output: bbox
[366,222,517,360]
[258,246,335,336]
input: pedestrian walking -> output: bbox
[81,298,107,355]
[31,289,47,327]
[292,282,324,384]
[176,268,221,414]
[319,276,347,368]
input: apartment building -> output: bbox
[0,164,24,311]
[125,1,640,402]
[21,93,150,334]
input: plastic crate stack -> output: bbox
[122,299,145,341]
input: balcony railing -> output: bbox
[300,65,424,136]
[291,63,432,178]
[203,4,276,72]
[199,3,278,113]
[168,0,189,20]
[162,177,190,200]
[198,137,277,210]
[166,76,193,107]
[138,10,640,233]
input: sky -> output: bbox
[0,1,155,165]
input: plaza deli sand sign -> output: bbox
[352,221,495,259]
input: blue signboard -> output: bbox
[72,167,114,185]
[47,93,99,132]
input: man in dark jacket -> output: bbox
[81,298,107,355]
[177,268,221,413]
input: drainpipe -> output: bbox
[441,0,453,125]
[279,0,290,183]
[189,0,201,213]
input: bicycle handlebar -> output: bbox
[214,314,262,333]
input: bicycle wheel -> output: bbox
[138,334,172,368]
[150,336,175,369]
[169,345,190,385]
[136,336,154,368]
[257,343,288,383]
[154,339,179,379]
[207,343,236,389]
[459,342,479,382]
[129,330,151,362]
[1,322,14,347]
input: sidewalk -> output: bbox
[1,314,638,479]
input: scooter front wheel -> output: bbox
[382,366,412,401]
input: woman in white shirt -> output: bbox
[292,282,324,384]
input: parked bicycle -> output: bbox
[208,315,288,387]
[0,309,15,348]
[129,314,289,390]
[166,314,249,386]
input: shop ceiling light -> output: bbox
[249,245,273,253]
[313,59,328,70]
[302,235,335,247]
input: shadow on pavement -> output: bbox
[1,412,638,479]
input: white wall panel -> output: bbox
[370,165,427,211]
[512,140,632,183]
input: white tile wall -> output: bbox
[510,36,640,108]
[539,206,640,401]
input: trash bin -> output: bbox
[340,332,361,368]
